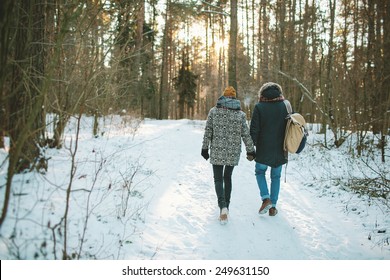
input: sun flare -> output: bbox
[215,37,229,51]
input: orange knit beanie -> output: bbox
[223,86,236,98]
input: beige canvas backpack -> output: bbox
[283,100,308,154]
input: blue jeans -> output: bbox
[212,165,234,210]
[255,163,282,207]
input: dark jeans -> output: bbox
[212,165,235,210]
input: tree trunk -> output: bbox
[325,0,339,146]
[159,0,171,119]
[259,0,270,81]
[9,0,45,171]
[228,0,238,92]
[1,0,46,227]
[381,0,390,162]
[277,0,286,71]
[0,0,16,149]
[135,0,145,114]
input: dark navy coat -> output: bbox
[250,94,289,168]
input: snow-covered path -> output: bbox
[1,118,388,261]
[123,119,389,260]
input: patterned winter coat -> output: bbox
[202,96,255,166]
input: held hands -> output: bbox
[246,151,256,161]
[202,149,254,161]
[201,149,210,160]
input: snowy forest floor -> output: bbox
[0,116,389,260]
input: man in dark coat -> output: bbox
[250,82,289,216]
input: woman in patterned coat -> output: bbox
[201,86,256,224]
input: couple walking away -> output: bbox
[201,82,289,224]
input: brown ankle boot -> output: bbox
[258,198,272,214]
[269,207,278,216]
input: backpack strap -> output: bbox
[283,100,293,115]
[284,162,288,183]
[283,100,292,183]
